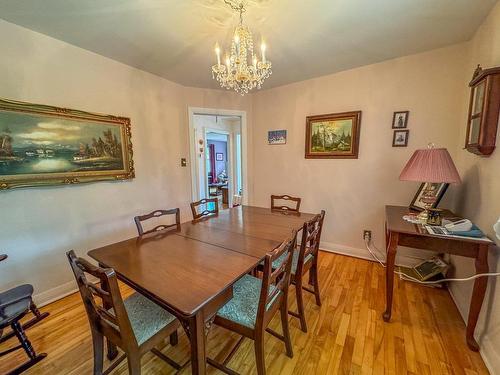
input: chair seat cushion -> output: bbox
[122,293,177,345]
[0,297,31,328]
[0,284,33,306]
[260,249,314,275]
[216,274,279,329]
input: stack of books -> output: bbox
[397,257,449,288]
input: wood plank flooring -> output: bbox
[0,252,489,374]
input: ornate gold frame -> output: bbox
[0,98,135,190]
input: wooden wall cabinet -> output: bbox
[465,65,500,156]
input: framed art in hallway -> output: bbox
[268,129,287,145]
[392,130,409,147]
[392,111,409,128]
[0,98,135,190]
[305,111,362,159]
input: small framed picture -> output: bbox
[268,130,287,145]
[392,130,409,147]
[392,111,409,129]
[410,182,449,211]
[215,152,224,161]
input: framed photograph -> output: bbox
[305,111,362,159]
[215,152,224,161]
[0,98,134,190]
[392,130,409,147]
[410,182,449,211]
[268,130,287,145]
[392,111,409,129]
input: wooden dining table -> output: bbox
[88,205,316,375]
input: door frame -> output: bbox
[188,107,248,206]
[204,128,232,207]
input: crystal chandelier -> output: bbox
[212,0,272,95]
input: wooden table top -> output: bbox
[88,205,316,317]
[195,206,315,240]
[88,232,258,317]
[386,205,493,244]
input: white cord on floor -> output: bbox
[364,236,500,284]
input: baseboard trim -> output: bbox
[319,240,423,267]
[33,280,78,307]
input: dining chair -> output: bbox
[134,208,180,236]
[67,250,183,375]
[190,198,219,220]
[0,255,47,375]
[270,195,301,213]
[208,231,297,375]
[286,210,325,332]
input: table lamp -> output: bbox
[399,144,461,222]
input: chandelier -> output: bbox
[212,0,272,95]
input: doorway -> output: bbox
[188,108,247,209]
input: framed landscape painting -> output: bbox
[268,130,287,145]
[0,98,134,190]
[305,111,362,158]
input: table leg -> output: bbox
[383,232,398,322]
[188,311,207,375]
[98,263,118,360]
[466,244,489,351]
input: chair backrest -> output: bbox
[134,208,180,236]
[66,251,136,350]
[190,198,219,220]
[271,195,301,212]
[296,210,325,275]
[257,230,297,327]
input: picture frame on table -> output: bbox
[410,182,449,211]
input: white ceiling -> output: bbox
[0,0,497,90]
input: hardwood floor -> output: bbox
[0,252,489,374]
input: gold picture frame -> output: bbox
[305,111,362,159]
[0,98,135,190]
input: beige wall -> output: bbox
[251,44,467,261]
[0,20,251,303]
[451,2,500,371]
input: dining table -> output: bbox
[88,205,316,375]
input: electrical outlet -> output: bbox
[363,230,372,241]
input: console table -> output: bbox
[384,205,494,351]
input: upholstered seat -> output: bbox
[0,284,33,307]
[0,297,31,327]
[119,292,177,345]
[217,274,279,329]
[272,249,313,275]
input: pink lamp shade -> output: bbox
[399,147,461,184]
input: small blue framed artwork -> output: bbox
[268,130,287,145]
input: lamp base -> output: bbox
[417,209,429,223]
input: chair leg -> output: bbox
[7,320,47,375]
[294,281,307,333]
[254,332,266,375]
[311,266,322,307]
[127,354,142,375]
[280,303,293,358]
[91,329,104,375]
[169,330,178,346]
